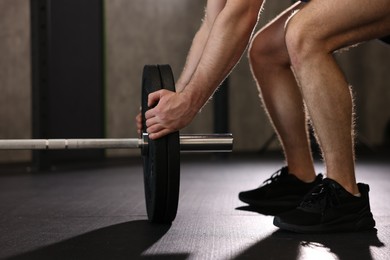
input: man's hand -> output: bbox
[145,89,198,140]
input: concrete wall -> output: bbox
[0,0,31,163]
[0,0,389,163]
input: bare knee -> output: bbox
[248,32,271,68]
[285,15,327,71]
[249,30,289,69]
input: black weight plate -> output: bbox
[158,64,180,222]
[141,65,169,223]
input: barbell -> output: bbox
[0,64,233,224]
[0,134,232,152]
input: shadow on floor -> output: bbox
[4,215,386,260]
[234,229,384,260]
[234,208,385,260]
[5,220,189,260]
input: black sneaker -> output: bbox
[273,178,376,233]
[238,167,323,215]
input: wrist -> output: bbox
[175,81,186,93]
[180,87,206,113]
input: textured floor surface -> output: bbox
[0,155,389,260]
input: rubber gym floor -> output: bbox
[0,153,389,260]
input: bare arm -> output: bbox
[146,0,262,139]
[176,0,227,92]
[136,0,227,135]
[181,0,261,109]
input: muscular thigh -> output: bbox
[289,0,390,51]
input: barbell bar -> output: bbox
[0,134,233,152]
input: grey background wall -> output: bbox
[0,0,31,163]
[0,0,389,163]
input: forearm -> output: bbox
[182,1,261,111]
[176,1,227,92]
[176,22,210,92]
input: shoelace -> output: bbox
[300,181,341,213]
[262,167,287,185]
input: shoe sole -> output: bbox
[239,195,302,209]
[238,197,301,215]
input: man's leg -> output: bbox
[285,0,390,194]
[273,0,389,233]
[249,2,316,181]
[238,2,324,215]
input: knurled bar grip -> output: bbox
[0,134,233,152]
